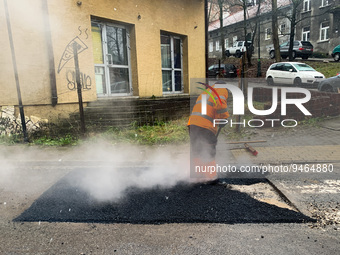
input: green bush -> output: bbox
[311,52,329,58]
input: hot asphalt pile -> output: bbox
[15,168,314,224]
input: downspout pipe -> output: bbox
[4,0,29,142]
[42,0,58,106]
[205,0,209,78]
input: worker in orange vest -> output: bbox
[188,81,229,183]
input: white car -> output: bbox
[266,62,325,87]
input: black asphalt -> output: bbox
[15,168,314,224]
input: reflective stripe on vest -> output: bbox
[196,100,214,107]
[215,96,226,101]
[191,112,214,123]
[216,108,228,114]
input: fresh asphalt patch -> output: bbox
[14,168,314,224]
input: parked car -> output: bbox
[317,74,340,92]
[225,41,253,58]
[266,62,325,87]
[207,64,238,78]
[269,41,313,60]
[331,44,340,62]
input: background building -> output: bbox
[208,0,340,59]
[0,0,205,122]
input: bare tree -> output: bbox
[217,0,227,60]
[237,0,261,66]
[208,0,231,60]
[271,0,281,62]
[286,0,302,60]
[280,0,329,61]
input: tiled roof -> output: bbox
[209,0,291,32]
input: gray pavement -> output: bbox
[1,117,340,254]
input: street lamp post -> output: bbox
[4,0,29,143]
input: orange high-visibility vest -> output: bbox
[188,85,229,134]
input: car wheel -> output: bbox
[321,84,334,92]
[294,77,302,87]
[270,51,275,59]
[267,76,274,86]
[302,56,309,60]
[235,51,241,58]
[334,53,340,62]
[225,51,230,58]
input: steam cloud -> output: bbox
[0,142,191,202]
[73,143,191,201]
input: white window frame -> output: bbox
[321,0,329,7]
[232,36,237,44]
[279,23,286,36]
[265,28,271,40]
[216,40,220,51]
[320,22,329,41]
[92,21,132,97]
[209,42,213,52]
[161,34,183,94]
[302,26,310,41]
[303,0,311,12]
[224,38,229,49]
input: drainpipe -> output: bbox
[4,0,29,142]
[205,0,209,78]
[42,0,58,106]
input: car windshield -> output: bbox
[292,63,315,71]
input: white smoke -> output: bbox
[0,141,192,202]
[70,142,191,201]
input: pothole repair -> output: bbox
[222,182,297,211]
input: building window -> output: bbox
[91,21,132,96]
[216,40,220,51]
[302,26,310,41]
[265,28,271,40]
[225,38,229,48]
[209,42,213,52]
[233,36,237,44]
[246,0,258,6]
[279,23,286,36]
[303,0,311,12]
[161,34,183,93]
[320,22,329,41]
[321,0,329,7]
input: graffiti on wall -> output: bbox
[57,36,88,74]
[66,69,92,91]
[78,26,89,39]
[57,29,94,91]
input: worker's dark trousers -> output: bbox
[189,125,217,179]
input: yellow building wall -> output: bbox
[0,0,53,106]
[48,0,205,98]
[0,0,205,119]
